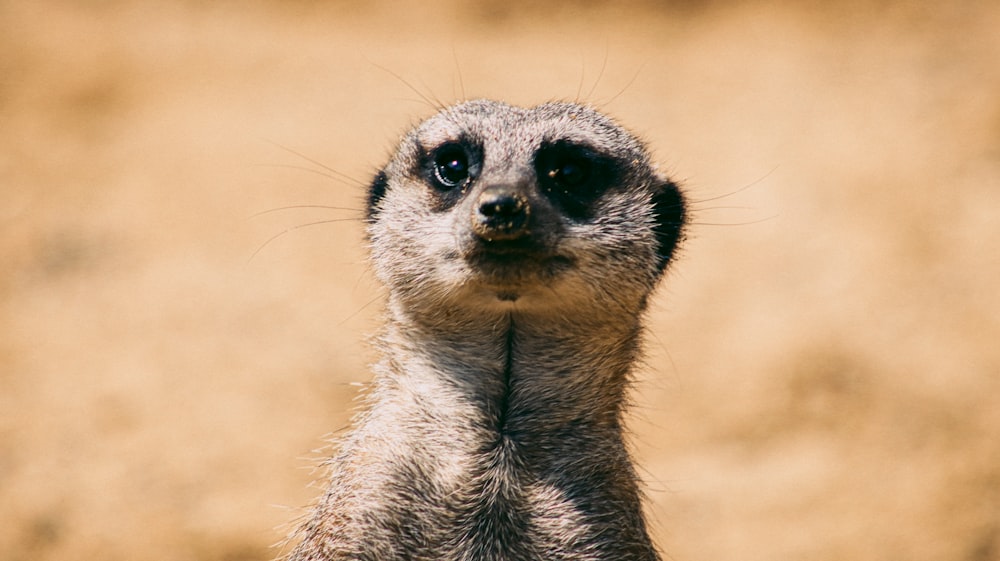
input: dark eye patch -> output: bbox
[534,140,619,220]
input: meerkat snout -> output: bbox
[472,186,531,241]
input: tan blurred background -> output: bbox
[2,1,999,560]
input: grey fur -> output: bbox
[288,99,686,561]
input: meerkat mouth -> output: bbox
[495,290,520,302]
[464,245,574,301]
[468,239,572,269]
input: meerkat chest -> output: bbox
[431,441,597,561]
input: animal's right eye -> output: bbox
[534,140,618,220]
[432,143,471,189]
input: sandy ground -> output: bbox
[2,1,999,560]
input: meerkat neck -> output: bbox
[334,299,661,560]
[384,306,640,431]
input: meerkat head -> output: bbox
[366,99,685,317]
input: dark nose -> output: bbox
[472,186,531,241]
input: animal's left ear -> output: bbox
[651,178,686,273]
[366,169,389,222]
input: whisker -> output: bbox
[688,215,778,227]
[368,59,445,111]
[687,204,760,212]
[416,75,447,110]
[264,141,366,188]
[256,163,362,187]
[337,292,383,327]
[574,51,587,104]
[584,44,610,102]
[451,45,467,101]
[248,218,359,263]
[686,165,779,205]
[596,61,645,109]
[251,205,360,218]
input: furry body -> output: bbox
[289,100,686,561]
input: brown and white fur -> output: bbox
[288,99,686,561]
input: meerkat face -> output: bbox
[366,100,685,313]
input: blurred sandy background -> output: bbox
[2,1,999,560]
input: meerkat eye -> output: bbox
[535,140,616,219]
[545,157,590,188]
[432,143,471,189]
[536,142,599,193]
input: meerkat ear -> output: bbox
[366,169,389,222]
[651,178,686,273]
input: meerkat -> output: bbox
[287,99,686,561]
